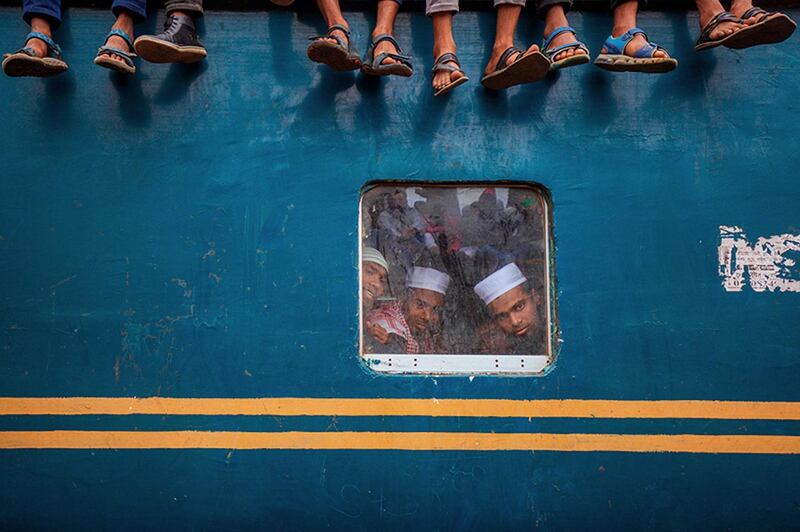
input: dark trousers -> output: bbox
[23,0,203,27]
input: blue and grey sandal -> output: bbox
[307,24,361,72]
[594,28,677,74]
[541,26,590,70]
[94,28,137,75]
[2,31,68,77]
[361,34,413,77]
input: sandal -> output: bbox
[729,7,797,48]
[480,46,549,90]
[94,28,137,75]
[541,26,590,71]
[695,11,747,51]
[307,24,361,72]
[361,34,413,77]
[2,31,68,77]
[432,52,469,96]
[594,28,677,74]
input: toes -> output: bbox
[653,50,668,59]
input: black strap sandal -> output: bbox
[695,11,743,52]
[307,24,361,72]
[480,46,549,91]
[432,52,469,96]
[730,6,797,48]
[361,34,413,77]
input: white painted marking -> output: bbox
[718,226,800,292]
[365,354,550,375]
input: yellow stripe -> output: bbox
[2,431,800,453]
[2,397,800,420]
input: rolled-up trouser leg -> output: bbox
[427,0,458,16]
[112,0,146,22]
[494,0,525,9]
[535,0,571,16]
[164,0,203,17]
[22,0,61,27]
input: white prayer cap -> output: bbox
[407,267,451,295]
[474,263,527,305]
[362,247,389,272]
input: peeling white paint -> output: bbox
[718,226,800,292]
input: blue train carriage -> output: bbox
[0,1,799,529]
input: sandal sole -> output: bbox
[307,41,361,72]
[434,75,469,97]
[134,36,207,64]
[2,54,68,77]
[481,51,550,91]
[94,55,136,75]
[594,54,677,74]
[725,14,797,49]
[361,63,413,77]
[550,53,590,71]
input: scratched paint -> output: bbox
[718,226,800,292]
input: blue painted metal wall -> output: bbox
[1,7,799,529]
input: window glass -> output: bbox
[359,183,557,375]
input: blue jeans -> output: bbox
[23,0,146,27]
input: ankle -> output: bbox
[29,17,52,36]
[543,6,568,34]
[433,39,456,57]
[492,41,514,54]
[326,16,348,30]
[372,26,393,37]
[611,22,636,36]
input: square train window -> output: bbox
[359,183,557,375]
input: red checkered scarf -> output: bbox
[366,301,420,354]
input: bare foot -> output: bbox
[432,47,464,92]
[543,28,588,62]
[730,1,761,26]
[103,20,135,67]
[700,10,743,39]
[483,43,539,76]
[25,36,49,58]
[371,33,400,66]
[320,23,350,48]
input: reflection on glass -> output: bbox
[360,184,552,361]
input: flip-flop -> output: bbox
[307,24,361,72]
[695,11,749,52]
[94,28,137,75]
[594,27,677,74]
[361,34,413,77]
[432,52,469,96]
[480,46,549,91]
[727,6,797,49]
[541,26,590,71]
[2,31,68,77]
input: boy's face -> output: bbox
[362,262,387,309]
[404,288,444,336]
[487,285,537,338]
